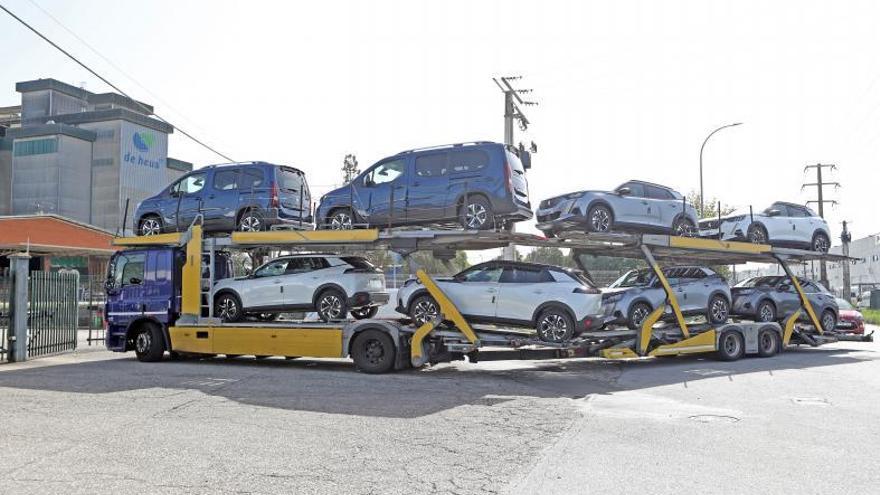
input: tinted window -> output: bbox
[278,168,303,192]
[365,159,405,186]
[255,259,289,277]
[415,153,448,177]
[459,265,503,283]
[174,173,206,194]
[340,256,376,270]
[610,269,652,288]
[500,267,552,283]
[646,185,675,200]
[213,169,239,191]
[449,150,490,173]
[789,205,810,217]
[286,257,327,273]
[617,182,646,197]
[240,168,265,190]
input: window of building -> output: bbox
[13,137,58,157]
[415,153,448,177]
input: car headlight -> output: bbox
[602,293,624,304]
[565,192,586,200]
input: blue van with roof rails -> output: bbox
[316,142,533,230]
[134,161,311,235]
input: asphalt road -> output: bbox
[1,328,878,495]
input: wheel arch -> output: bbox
[313,283,348,307]
[124,317,170,352]
[341,320,404,360]
[584,199,615,221]
[531,301,578,327]
[236,205,265,224]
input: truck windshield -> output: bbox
[108,253,146,288]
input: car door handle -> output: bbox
[273,279,282,284]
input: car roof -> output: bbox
[625,179,676,191]
[470,259,570,272]
[392,141,502,157]
[200,161,304,174]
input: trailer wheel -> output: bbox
[350,329,396,374]
[133,323,165,362]
[716,330,745,361]
[757,327,780,357]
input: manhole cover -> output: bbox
[689,414,740,423]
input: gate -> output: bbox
[0,273,10,362]
[27,271,79,358]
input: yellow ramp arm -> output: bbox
[113,232,184,246]
[774,255,823,334]
[640,244,689,338]
[637,304,666,356]
[410,269,479,363]
[782,309,801,346]
[649,329,717,357]
[232,229,379,246]
[181,224,202,317]
[600,347,639,359]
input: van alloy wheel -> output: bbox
[140,218,161,236]
[239,214,262,232]
[465,203,488,229]
[330,211,353,230]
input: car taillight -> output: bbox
[270,182,280,208]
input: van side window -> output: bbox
[173,173,207,195]
[449,150,489,173]
[239,169,265,190]
[213,169,239,191]
[364,159,405,186]
[415,153,448,177]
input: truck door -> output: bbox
[107,251,148,326]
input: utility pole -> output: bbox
[493,76,537,261]
[802,163,839,289]
[841,220,852,299]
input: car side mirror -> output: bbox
[777,284,790,292]
[617,187,631,196]
[244,268,252,277]
[767,209,782,217]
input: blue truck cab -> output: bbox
[105,246,232,355]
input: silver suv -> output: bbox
[601,266,732,329]
[731,276,838,331]
[536,180,699,237]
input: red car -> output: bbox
[836,298,866,334]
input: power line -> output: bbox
[0,1,235,162]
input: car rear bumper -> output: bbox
[349,291,390,308]
[264,208,314,230]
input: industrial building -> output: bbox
[0,78,192,233]
[828,233,880,296]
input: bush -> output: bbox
[862,309,880,326]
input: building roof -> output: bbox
[16,78,91,100]
[89,92,154,114]
[0,214,119,256]
[5,123,97,142]
[167,157,194,172]
[23,107,173,134]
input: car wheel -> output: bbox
[672,217,696,237]
[351,306,379,320]
[627,302,652,330]
[255,313,278,322]
[716,330,745,361]
[756,300,776,322]
[139,215,162,236]
[812,232,830,253]
[133,323,165,362]
[238,210,264,232]
[536,307,575,343]
[316,288,347,321]
[587,204,613,233]
[410,295,440,327]
[328,208,355,230]
[215,292,244,322]
[757,327,780,357]
[820,310,836,332]
[350,329,397,374]
[747,224,768,244]
[460,196,494,230]
[707,295,730,324]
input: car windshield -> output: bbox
[836,298,854,310]
[735,276,783,288]
[609,269,652,288]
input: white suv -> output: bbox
[395,261,604,343]
[699,201,832,252]
[213,254,389,322]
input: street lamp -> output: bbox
[699,122,742,216]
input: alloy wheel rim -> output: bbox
[218,298,237,319]
[539,314,569,342]
[321,295,343,319]
[814,236,829,252]
[759,305,773,322]
[240,216,261,232]
[676,221,694,237]
[136,332,151,353]
[591,209,610,231]
[711,299,728,322]
[413,300,438,325]
[822,314,835,331]
[142,219,160,236]
[632,306,649,326]
[466,204,488,229]
[750,229,766,244]
[331,212,353,230]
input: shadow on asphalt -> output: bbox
[0,344,875,418]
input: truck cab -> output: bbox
[105,247,233,353]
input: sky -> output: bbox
[1,0,879,247]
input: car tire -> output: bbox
[756,300,776,322]
[350,306,379,320]
[707,295,730,325]
[586,204,613,233]
[215,292,244,322]
[460,196,494,230]
[716,330,745,361]
[820,310,836,332]
[328,207,355,230]
[627,302,652,330]
[672,217,696,237]
[747,224,768,244]
[316,288,347,321]
[139,215,163,236]
[238,209,265,232]
[133,323,165,362]
[757,327,780,357]
[409,294,440,327]
[536,307,575,343]
[350,329,396,374]
[812,232,830,253]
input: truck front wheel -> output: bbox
[134,323,165,362]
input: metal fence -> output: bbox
[0,274,10,362]
[27,271,79,358]
[79,275,105,346]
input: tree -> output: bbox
[687,190,736,219]
[342,154,360,184]
[523,247,575,268]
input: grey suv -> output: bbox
[536,180,699,237]
[601,266,731,329]
[731,276,838,331]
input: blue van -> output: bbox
[316,142,533,230]
[134,161,312,235]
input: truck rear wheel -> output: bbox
[757,327,780,357]
[716,329,745,361]
[350,329,396,374]
[134,323,165,362]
